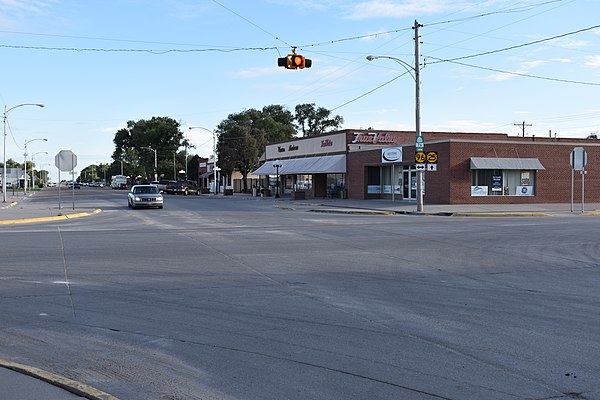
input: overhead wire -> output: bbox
[331,71,411,111]
[428,24,600,65]
[427,56,600,86]
[425,0,574,27]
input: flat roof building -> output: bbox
[252,129,599,204]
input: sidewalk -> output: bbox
[242,193,600,217]
[0,192,101,225]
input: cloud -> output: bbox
[0,0,53,27]
[0,0,52,14]
[550,38,590,49]
[233,67,283,79]
[585,55,600,68]
[485,58,572,81]
[344,0,462,20]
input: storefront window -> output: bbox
[472,170,536,196]
[294,175,312,190]
[367,167,380,194]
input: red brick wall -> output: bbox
[346,136,600,204]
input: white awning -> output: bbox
[470,157,545,170]
[253,154,346,175]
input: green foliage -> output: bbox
[294,103,344,137]
[216,105,296,192]
[112,116,186,181]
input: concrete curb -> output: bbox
[0,360,119,400]
[0,201,18,210]
[310,208,395,215]
[450,212,552,217]
[0,209,102,225]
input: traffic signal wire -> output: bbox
[426,56,600,86]
[331,71,411,112]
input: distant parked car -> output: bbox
[164,180,200,195]
[66,182,80,189]
[128,185,164,209]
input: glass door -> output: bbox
[403,167,417,200]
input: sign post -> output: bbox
[55,150,78,210]
[569,147,586,213]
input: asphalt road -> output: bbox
[1,188,599,400]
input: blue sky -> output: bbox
[1,0,599,182]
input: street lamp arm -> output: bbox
[6,103,44,115]
[24,138,48,147]
[366,55,416,81]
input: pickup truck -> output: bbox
[164,180,200,195]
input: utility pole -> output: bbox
[514,121,532,137]
[414,20,424,213]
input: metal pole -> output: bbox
[154,149,158,182]
[581,169,585,213]
[414,20,424,213]
[570,167,574,213]
[58,166,61,209]
[275,166,280,198]
[2,105,6,202]
[23,140,28,195]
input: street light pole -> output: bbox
[142,146,157,182]
[31,151,48,190]
[23,138,47,195]
[366,20,424,212]
[273,160,282,198]
[3,103,44,202]
[189,126,218,194]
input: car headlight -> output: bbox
[134,196,142,201]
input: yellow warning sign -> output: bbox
[415,151,426,163]
[426,151,438,163]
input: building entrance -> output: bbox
[403,167,417,200]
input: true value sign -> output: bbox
[55,150,77,172]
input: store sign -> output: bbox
[491,175,502,192]
[351,132,396,144]
[265,133,346,159]
[382,147,402,163]
[277,144,300,153]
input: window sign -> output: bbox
[471,186,489,196]
[491,175,502,192]
[517,186,534,195]
[368,185,381,194]
[520,171,531,186]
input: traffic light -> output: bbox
[277,52,312,70]
[290,54,305,69]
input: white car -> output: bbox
[128,184,164,209]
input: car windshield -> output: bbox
[133,186,159,194]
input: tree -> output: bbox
[294,103,344,137]
[216,105,296,192]
[112,117,185,182]
[587,131,598,139]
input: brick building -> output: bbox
[252,129,599,204]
